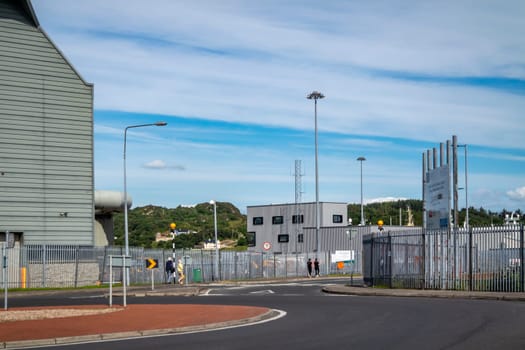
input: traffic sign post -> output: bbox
[145,258,158,290]
[108,255,131,307]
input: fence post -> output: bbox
[468,226,473,291]
[370,235,374,287]
[421,231,426,289]
[74,246,80,288]
[234,252,238,280]
[388,234,392,289]
[218,249,221,281]
[520,224,525,292]
[42,244,46,288]
[199,250,204,282]
[248,253,252,279]
[261,252,264,278]
[100,246,108,284]
[272,253,276,279]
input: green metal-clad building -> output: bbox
[0,0,95,246]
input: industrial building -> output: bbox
[246,202,354,254]
[0,0,120,248]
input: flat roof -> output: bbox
[247,202,347,209]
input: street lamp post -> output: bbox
[209,200,219,281]
[123,121,167,285]
[357,157,366,225]
[307,91,324,258]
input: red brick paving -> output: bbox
[0,304,269,342]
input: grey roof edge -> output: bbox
[22,0,38,26]
[247,202,348,209]
[25,0,94,88]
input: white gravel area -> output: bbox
[0,308,122,322]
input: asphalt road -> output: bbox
[9,280,525,350]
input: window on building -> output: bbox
[297,234,304,243]
[278,234,289,243]
[292,214,304,224]
[246,232,256,247]
[272,216,284,225]
[333,214,343,224]
[253,217,263,225]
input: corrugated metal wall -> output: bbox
[247,202,349,253]
[0,0,94,244]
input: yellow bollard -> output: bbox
[21,267,26,288]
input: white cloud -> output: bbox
[366,197,408,205]
[32,0,525,151]
[32,0,525,212]
[143,160,166,169]
[507,187,525,200]
[142,160,186,171]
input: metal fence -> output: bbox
[363,224,525,292]
[0,244,361,289]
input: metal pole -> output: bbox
[465,145,469,229]
[357,157,366,225]
[210,200,219,281]
[452,136,458,285]
[360,161,363,225]
[307,91,324,258]
[122,254,127,307]
[3,243,7,310]
[109,256,113,307]
[468,225,473,291]
[314,98,319,258]
[123,122,167,285]
[519,224,525,292]
[123,128,129,262]
[422,152,427,230]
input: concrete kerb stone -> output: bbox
[3,338,57,349]
[106,286,204,298]
[54,334,104,344]
[322,285,525,302]
[101,331,143,340]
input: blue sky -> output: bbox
[32,0,525,214]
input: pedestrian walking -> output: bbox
[177,258,185,285]
[307,258,313,278]
[165,257,175,284]
[314,258,320,277]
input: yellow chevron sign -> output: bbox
[145,258,158,269]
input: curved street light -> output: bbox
[307,91,324,258]
[123,121,167,284]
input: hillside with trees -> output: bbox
[348,199,522,227]
[113,202,247,250]
[112,200,523,249]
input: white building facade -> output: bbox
[246,202,350,254]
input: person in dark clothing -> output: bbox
[307,258,313,278]
[165,257,175,283]
[314,258,320,277]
